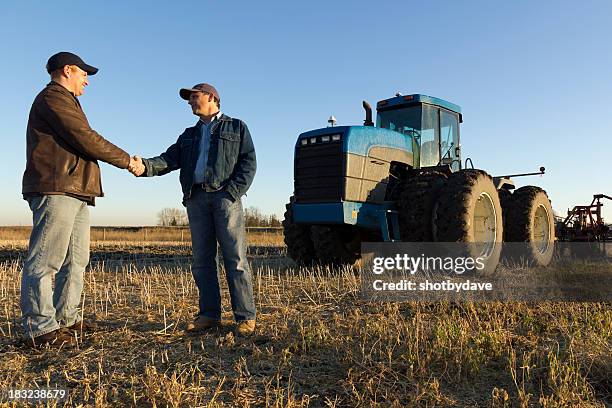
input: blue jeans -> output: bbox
[186,188,256,321]
[21,195,90,338]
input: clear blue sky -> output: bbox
[1,1,611,226]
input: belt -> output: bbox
[193,183,223,192]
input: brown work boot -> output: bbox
[185,316,221,333]
[25,328,77,349]
[234,320,256,336]
[66,320,98,336]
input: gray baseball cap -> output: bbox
[179,83,220,101]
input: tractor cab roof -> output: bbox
[376,94,461,115]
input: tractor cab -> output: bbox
[375,94,462,171]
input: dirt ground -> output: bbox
[0,241,610,407]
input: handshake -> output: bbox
[128,155,145,176]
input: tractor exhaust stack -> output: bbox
[363,101,374,126]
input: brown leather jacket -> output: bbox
[22,81,130,201]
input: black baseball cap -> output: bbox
[46,52,99,75]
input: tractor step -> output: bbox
[380,209,401,242]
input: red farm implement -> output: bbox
[556,194,612,242]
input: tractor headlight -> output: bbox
[321,135,330,142]
[332,134,341,141]
[300,139,308,146]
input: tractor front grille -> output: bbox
[294,141,343,203]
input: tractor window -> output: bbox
[376,106,421,139]
[440,110,460,171]
[420,105,440,167]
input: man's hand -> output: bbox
[128,155,145,176]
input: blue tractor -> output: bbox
[283,94,556,268]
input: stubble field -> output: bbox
[0,235,610,407]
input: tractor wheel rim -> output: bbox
[533,204,551,253]
[474,192,497,258]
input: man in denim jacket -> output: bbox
[133,83,257,335]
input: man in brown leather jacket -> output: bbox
[20,52,139,348]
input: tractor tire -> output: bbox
[398,171,448,241]
[283,197,316,265]
[498,188,512,235]
[504,186,555,266]
[434,170,504,274]
[311,225,360,266]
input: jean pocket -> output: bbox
[224,190,237,204]
[27,195,46,211]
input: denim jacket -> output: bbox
[142,114,256,204]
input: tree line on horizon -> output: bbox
[157,207,281,228]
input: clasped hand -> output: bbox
[128,155,145,176]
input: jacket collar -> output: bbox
[48,81,76,97]
[193,113,232,130]
[197,111,223,126]
[47,81,81,107]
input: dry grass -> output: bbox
[0,241,610,407]
[0,227,284,247]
